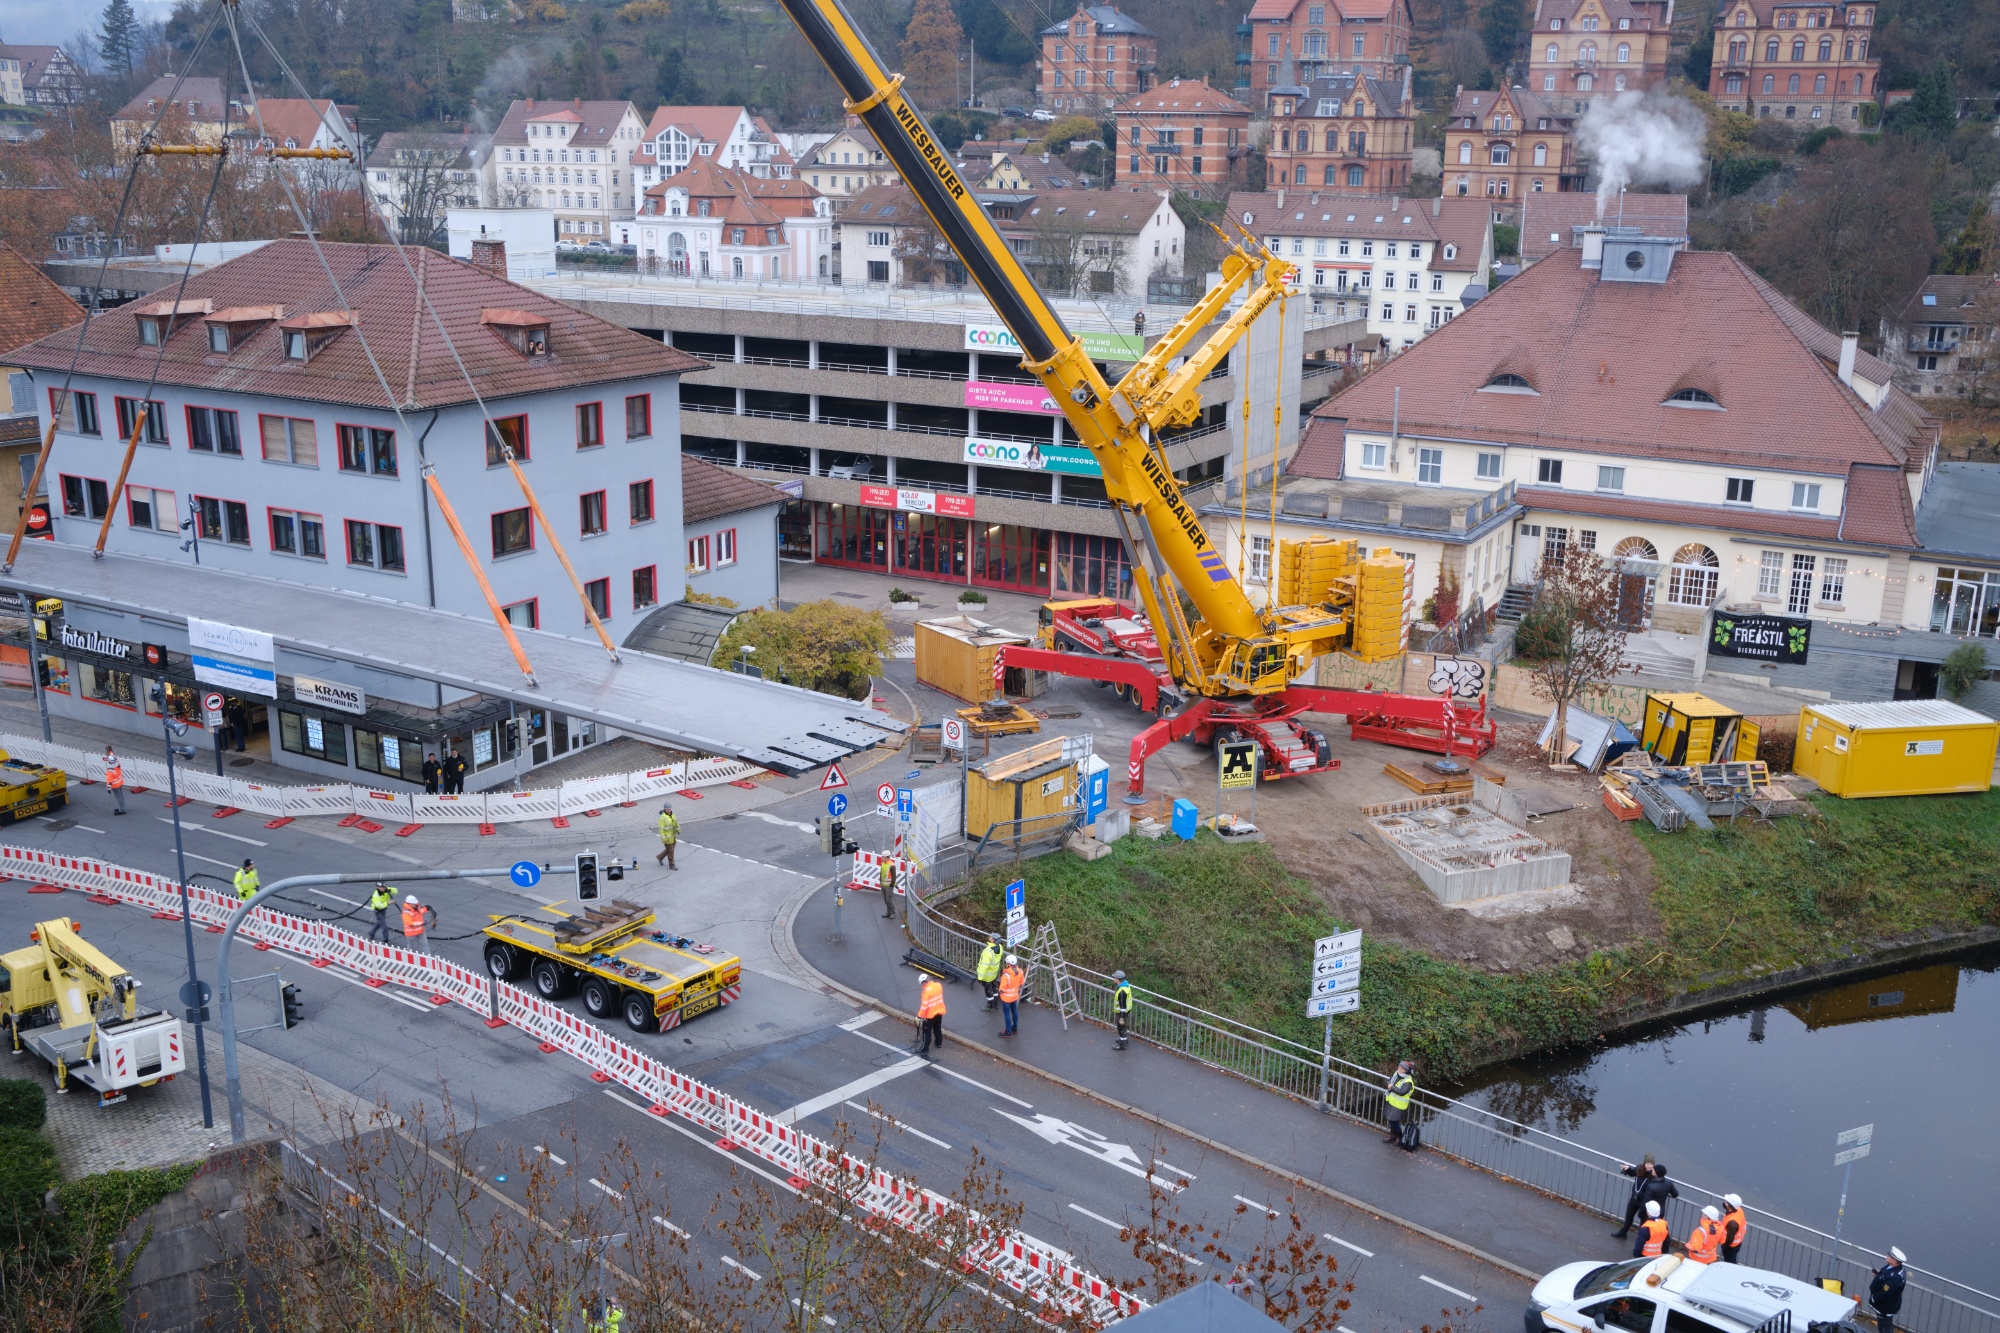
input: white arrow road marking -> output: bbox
[844,1025,1033,1107]
[776,1056,928,1127]
[738,810,817,834]
[1324,1233,1374,1257]
[995,1112,1194,1186]
[1420,1275,1478,1302]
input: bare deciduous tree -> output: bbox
[1517,547,1634,762]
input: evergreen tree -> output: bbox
[656,46,686,103]
[900,0,964,109]
[1477,0,1523,66]
[98,0,141,80]
[1899,60,1956,141]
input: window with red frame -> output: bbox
[625,394,651,439]
[486,414,528,465]
[629,479,654,523]
[687,534,709,572]
[502,599,538,629]
[114,396,168,444]
[492,507,532,557]
[633,565,657,609]
[584,577,610,620]
[194,496,251,545]
[52,388,100,435]
[580,490,607,536]
[577,402,604,448]
[59,475,110,519]
[713,527,737,567]
[127,485,174,532]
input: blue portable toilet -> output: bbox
[1083,755,1110,824]
[1171,798,1197,840]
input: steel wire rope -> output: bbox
[2,0,232,574]
[215,5,540,683]
[238,3,621,664]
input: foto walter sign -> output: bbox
[1710,613,1811,666]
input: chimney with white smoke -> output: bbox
[1575,89,1707,222]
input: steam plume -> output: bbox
[1576,89,1707,221]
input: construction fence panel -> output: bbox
[120,758,175,794]
[283,785,359,819]
[626,764,686,804]
[351,788,415,822]
[172,770,241,809]
[485,789,561,823]
[411,793,488,824]
[558,773,630,815]
[235,783,293,816]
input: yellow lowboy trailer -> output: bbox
[481,899,741,1033]
[0,750,67,825]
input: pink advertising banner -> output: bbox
[964,381,1061,415]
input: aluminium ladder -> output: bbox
[1030,921,1082,1031]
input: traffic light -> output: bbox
[281,983,304,1029]
[836,822,858,855]
[818,816,834,857]
[606,859,625,882]
[576,851,600,900]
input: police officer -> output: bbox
[976,933,1003,1009]
[1869,1248,1908,1333]
[655,804,680,869]
[1383,1059,1416,1145]
[1632,1201,1670,1260]
[367,882,396,943]
[879,855,898,917]
[1684,1206,1724,1264]
[1112,970,1133,1049]
[1719,1193,1748,1263]
[997,954,1025,1037]
[233,858,260,901]
[401,894,435,953]
[916,972,946,1057]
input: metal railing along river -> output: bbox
[904,886,1999,1333]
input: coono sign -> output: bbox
[962,322,1145,363]
[961,438,1103,477]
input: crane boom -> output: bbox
[775,0,1334,691]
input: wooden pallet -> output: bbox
[1384,762,1473,795]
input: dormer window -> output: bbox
[209,324,230,352]
[277,310,356,363]
[1481,373,1538,394]
[1665,388,1723,409]
[203,305,285,354]
[132,297,212,346]
[480,308,551,357]
[1443,244,1458,260]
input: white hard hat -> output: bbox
[1890,1247,1906,1263]
[405,894,419,904]
[1644,1201,1661,1218]
[1702,1205,1720,1221]
[1724,1193,1742,1208]
[1005,954,1018,965]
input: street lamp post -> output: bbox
[150,683,214,1128]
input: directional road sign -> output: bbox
[1834,1146,1871,1166]
[1315,930,1363,959]
[1312,951,1363,980]
[510,861,542,889]
[820,762,848,791]
[1005,907,1028,946]
[827,793,849,818]
[877,782,897,808]
[1836,1124,1874,1146]
[1308,992,1361,1018]
[1312,972,1360,997]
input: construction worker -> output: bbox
[1684,1206,1725,1264]
[367,883,396,943]
[1869,1249,1907,1333]
[1632,1201,1670,1260]
[401,894,435,953]
[584,1293,624,1333]
[103,747,126,815]
[1383,1059,1416,1144]
[655,804,679,869]
[1112,970,1132,1049]
[997,954,1025,1037]
[1719,1193,1749,1264]
[916,972,945,1057]
[233,859,260,901]
[976,933,1003,1009]
[879,855,897,917]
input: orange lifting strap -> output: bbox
[422,471,538,685]
[499,451,620,663]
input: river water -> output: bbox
[1446,947,2000,1287]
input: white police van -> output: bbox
[1527,1255,1858,1333]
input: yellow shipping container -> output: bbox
[914,616,1028,705]
[1639,692,1750,765]
[1793,700,1998,798]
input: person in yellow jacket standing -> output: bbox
[655,805,680,869]
[1383,1059,1416,1145]
[233,859,260,901]
[1112,970,1133,1049]
[879,855,898,918]
[976,934,1003,1009]
[916,972,946,1058]
[401,894,436,953]
[367,883,396,943]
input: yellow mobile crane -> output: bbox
[3,917,187,1105]
[772,0,1494,794]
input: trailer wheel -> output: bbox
[531,959,573,1000]
[580,977,615,1019]
[623,992,658,1033]
[484,941,526,982]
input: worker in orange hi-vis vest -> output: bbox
[104,747,126,815]
[401,894,436,953]
[916,973,946,1058]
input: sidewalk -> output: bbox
[790,883,1631,1284]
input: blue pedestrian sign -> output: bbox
[896,787,914,817]
[1004,879,1025,913]
[827,793,849,817]
[510,861,542,889]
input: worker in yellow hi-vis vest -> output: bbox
[233,859,260,901]
[655,805,679,870]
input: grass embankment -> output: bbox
[950,789,2000,1081]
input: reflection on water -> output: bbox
[1446,948,2000,1284]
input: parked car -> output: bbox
[615,244,637,256]
[1030,109,1056,122]
[556,238,581,251]
[1002,106,1029,119]
[584,240,612,252]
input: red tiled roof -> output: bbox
[1312,249,1912,478]
[1836,464,1919,548]
[1229,191,1443,243]
[1518,194,1687,262]
[112,76,237,124]
[4,240,704,412]
[1114,79,1250,117]
[0,240,84,362]
[1290,414,1346,479]
[683,454,784,524]
[249,98,350,148]
[643,159,791,228]
[1429,197,1490,273]
[1889,274,2000,326]
[640,105,748,150]
[491,98,637,146]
